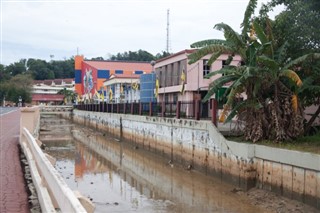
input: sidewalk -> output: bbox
[0,110,30,213]
[217,120,244,136]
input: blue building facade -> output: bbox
[140,73,156,103]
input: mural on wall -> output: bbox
[83,69,94,95]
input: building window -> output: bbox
[167,64,172,86]
[222,60,228,76]
[115,70,123,74]
[165,94,169,103]
[222,60,228,67]
[159,71,162,88]
[203,60,210,77]
[173,93,178,103]
[135,70,143,74]
[177,61,181,83]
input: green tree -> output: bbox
[0,82,10,105]
[47,70,55,79]
[91,57,104,60]
[2,57,75,81]
[48,58,74,79]
[260,0,320,59]
[188,0,320,142]
[110,49,155,62]
[155,51,171,60]
[58,88,76,105]
[27,58,50,80]
[297,60,320,134]
[0,74,33,104]
[0,64,11,82]
[5,59,27,76]
[260,0,320,134]
[109,50,171,62]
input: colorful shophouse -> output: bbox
[74,55,152,101]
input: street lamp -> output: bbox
[131,71,133,103]
[150,60,156,102]
[150,60,156,72]
[18,96,22,107]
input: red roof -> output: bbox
[32,94,64,101]
[84,61,152,71]
[54,79,63,84]
[43,80,53,85]
[33,80,43,84]
[63,78,74,83]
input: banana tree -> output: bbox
[58,88,76,105]
[188,0,320,142]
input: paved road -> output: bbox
[0,107,19,116]
[0,109,30,213]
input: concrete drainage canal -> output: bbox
[39,114,269,213]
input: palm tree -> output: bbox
[188,0,320,142]
[58,88,76,105]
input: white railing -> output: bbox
[20,127,91,213]
[40,105,73,114]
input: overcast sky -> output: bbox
[0,0,283,65]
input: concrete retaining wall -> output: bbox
[254,146,320,208]
[20,106,40,138]
[70,110,320,209]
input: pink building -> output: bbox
[154,49,242,116]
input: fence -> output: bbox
[20,107,94,213]
[75,99,219,126]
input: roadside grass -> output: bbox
[226,132,320,154]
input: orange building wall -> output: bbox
[74,55,84,95]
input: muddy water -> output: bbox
[40,115,269,213]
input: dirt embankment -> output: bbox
[234,188,319,213]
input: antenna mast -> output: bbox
[166,9,170,53]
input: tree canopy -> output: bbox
[108,49,171,61]
[261,0,320,134]
[0,58,74,104]
[260,0,320,59]
[0,74,33,105]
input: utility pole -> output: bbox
[166,9,170,53]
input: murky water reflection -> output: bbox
[40,115,267,213]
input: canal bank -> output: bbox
[41,115,269,212]
[64,109,320,210]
